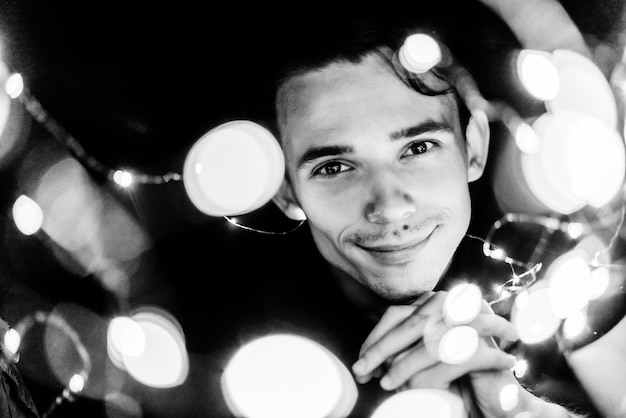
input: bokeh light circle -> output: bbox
[183,120,285,217]
[547,49,618,128]
[121,308,189,388]
[399,33,442,74]
[222,334,356,418]
[511,285,562,344]
[370,388,466,418]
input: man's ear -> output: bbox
[272,177,307,221]
[465,109,491,182]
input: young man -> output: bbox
[261,2,593,417]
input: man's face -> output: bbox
[276,51,479,303]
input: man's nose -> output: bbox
[364,170,417,224]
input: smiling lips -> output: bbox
[358,227,437,265]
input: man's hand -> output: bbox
[352,291,517,388]
[352,290,527,417]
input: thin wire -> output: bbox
[465,233,542,306]
[223,216,306,235]
[16,89,182,185]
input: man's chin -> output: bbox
[377,289,432,305]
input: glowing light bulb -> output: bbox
[566,223,584,239]
[183,121,285,217]
[565,115,625,208]
[399,33,442,74]
[12,195,43,236]
[517,50,560,101]
[5,73,24,99]
[547,251,591,319]
[69,374,85,393]
[513,358,528,379]
[588,267,610,300]
[370,388,466,418]
[443,283,483,326]
[222,334,356,418]
[562,310,587,339]
[113,170,134,188]
[108,316,146,357]
[438,325,479,365]
[514,122,541,154]
[548,49,618,129]
[122,308,189,388]
[512,286,561,344]
[499,384,519,412]
[3,328,20,355]
[520,111,623,214]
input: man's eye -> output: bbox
[312,161,352,177]
[403,141,434,157]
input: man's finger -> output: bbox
[400,345,516,389]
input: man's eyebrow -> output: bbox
[297,145,353,169]
[389,120,453,140]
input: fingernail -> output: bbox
[507,354,516,367]
[380,375,392,390]
[355,374,371,384]
[352,359,366,375]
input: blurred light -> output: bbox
[516,50,560,101]
[513,359,528,379]
[108,316,146,357]
[3,328,20,355]
[69,373,85,393]
[399,33,442,74]
[547,49,618,129]
[499,384,519,412]
[485,246,506,261]
[0,62,10,140]
[566,222,584,239]
[547,251,591,318]
[438,326,479,365]
[443,283,483,326]
[222,334,357,418]
[522,112,585,214]
[12,194,43,235]
[33,157,150,276]
[5,73,23,98]
[514,122,541,154]
[370,388,466,418]
[512,286,561,344]
[565,115,625,208]
[122,308,189,388]
[521,111,625,214]
[105,392,142,418]
[588,267,610,300]
[562,309,587,339]
[113,170,134,188]
[183,120,285,217]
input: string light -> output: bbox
[370,388,466,418]
[222,334,357,418]
[398,33,443,74]
[2,327,20,357]
[12,194,44,236]
[5,72,23,98]
[516,49,560,101]
[0,20,624,418]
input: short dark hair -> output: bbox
[248,3,509,139]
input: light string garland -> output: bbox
[1,21,626,418]
[6,311,90,418]
[15,86,182,186]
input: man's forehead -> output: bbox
[277,53,458,130]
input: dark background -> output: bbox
[0,1,624,417]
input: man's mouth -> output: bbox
[357,227,437,265]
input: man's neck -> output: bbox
[329,267,391,323]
